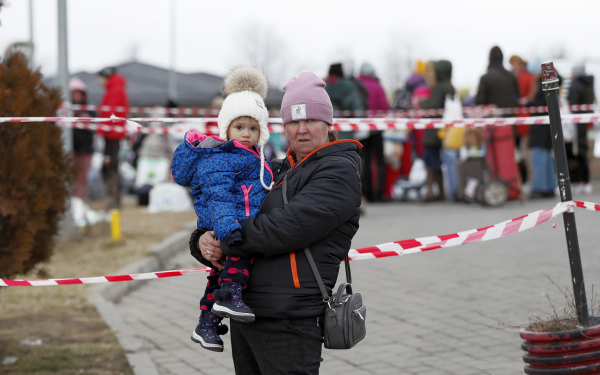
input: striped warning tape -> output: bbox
[2,113,599,134]
[1,200,598,287]
[0,268,210,286]
[61,103,597,118]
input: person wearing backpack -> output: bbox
[324,63,364,112]
[390,60,426,111]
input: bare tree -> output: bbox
[234,23,291,87]
[382,34,415,92]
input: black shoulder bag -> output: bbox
[282,175,366,349]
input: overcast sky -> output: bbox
[2,0,600,91]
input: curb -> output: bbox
[87,221,195,375]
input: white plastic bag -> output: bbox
[147,182,193,213]
[71,197,111,227]
[135,157,170,188]
[442,93,463,120]
[408,157,427,185]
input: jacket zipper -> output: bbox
[233,141,274,183]
[241,184,253,217]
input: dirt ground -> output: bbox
[0,199,196,374]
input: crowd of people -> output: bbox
[317,46,596,206]
[70,46,596,210]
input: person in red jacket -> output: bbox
[510,55,535,185]
[97,67,129,208]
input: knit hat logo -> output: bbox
[291,104,306,120]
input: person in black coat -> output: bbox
[475,46,520,110]
[475,46,522,199]
[527,62,561,199]
[192,72,362,374]
[568,64,595,194]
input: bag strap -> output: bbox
[282,175,351,302]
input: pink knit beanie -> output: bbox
[281,72,333,126]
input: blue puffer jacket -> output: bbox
[171,131,273,243]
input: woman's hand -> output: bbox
[199,231,225,269]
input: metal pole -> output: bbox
[57,0,70,126]
[58,0,71,152]
[168,0,178,102]
[542,61,590,325]
[58,0,74,235]
[28,0,34,68]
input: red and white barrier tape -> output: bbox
[61,103,597,118]
[494,104,596,116]
[3,114,599,134]
[348,201,579,261]
[2,200,598,287]
[0,267,211,286]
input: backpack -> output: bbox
[350,77,369,111]
[391,88,413,110]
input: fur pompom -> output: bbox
[217,323,229,336]
[222,66,268,99]
[212,288,232,302]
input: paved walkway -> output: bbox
[115,185,600,374]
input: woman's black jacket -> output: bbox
[190,140,362,319]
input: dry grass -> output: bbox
[0,199,196,374]
[527,277,600,332]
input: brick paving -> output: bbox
[115,184,600,374]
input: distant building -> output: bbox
[43,61,285,108]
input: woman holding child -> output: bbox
[180,69,362,374]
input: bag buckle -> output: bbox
[324,297,332,310]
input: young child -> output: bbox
[171,67,273,352]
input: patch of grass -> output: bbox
[0,200,196,374]
[0,311,131,375]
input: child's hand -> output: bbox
[225,229,243,245]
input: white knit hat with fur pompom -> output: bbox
[217,66,273,190]
[218,66,270,147]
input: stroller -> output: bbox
[391,157,427,202]
[458,127,521,207]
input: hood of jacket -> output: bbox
[106,73,126,91]
[283,139,362,175]
[405,73,426,92]
[171,131,240,187]
[434,60,452,83]
[357,74,378,85]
